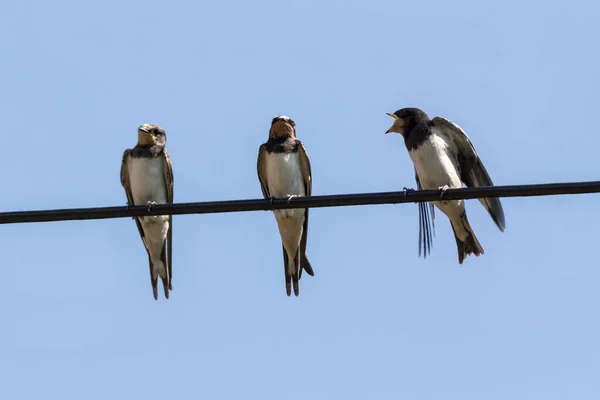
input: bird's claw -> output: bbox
[402,187,415,200]
[438,185,450,200]
[146,201,157,212]
[286,195,298,203]
[268,197,275,205]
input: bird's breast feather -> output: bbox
[409,134,461,189]
[128,157,168,204]
[264,152,305,197]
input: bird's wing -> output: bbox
[257,143,271,199]
[297,140,314,277]
[431,116,505,231]
[163,148,174,204]
[297,140,312,197]
[415,169,435,258]
[162,148,174,288]
[120,149,148,243]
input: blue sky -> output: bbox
[1,0,599,398]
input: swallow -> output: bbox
[385,107,505,264]
[257,116,315,296]
[120,123,174,299]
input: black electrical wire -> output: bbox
[0,180,598,225]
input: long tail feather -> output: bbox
[418,201,435,258]
[282,245,292,296]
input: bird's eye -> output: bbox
[290,120,295,126]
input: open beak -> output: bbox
[385,112,398,134]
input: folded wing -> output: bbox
[431,116,505,232]
[162,148,174,289]
[256,144,271,199]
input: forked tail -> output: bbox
[282,245,301,297]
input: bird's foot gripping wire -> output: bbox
[146,201,158,212]
[402,187,415,201]
[125,201,139,220]
[268,196,275,205]
[438,185,450,200]
[286,195,299,203]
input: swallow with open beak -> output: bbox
[257,116,315,296]
[120,123,174,299]
[385,107,505,264]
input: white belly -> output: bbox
[409,133,461,190]
[409,132,465,219]
[265,152,306,198]
[127,156,168,205]
[265,152,306,219]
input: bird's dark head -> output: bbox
[385,108,430,135]
[138,123,167,147]
[269,115,296,139]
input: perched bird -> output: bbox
[385,108,505,264]
[120,123,174,299]
[257,116,315,296]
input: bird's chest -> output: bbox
[128,157,167,204]
[409,135,461,189]
[264,152,305,197]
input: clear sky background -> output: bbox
[0,0,599,399]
